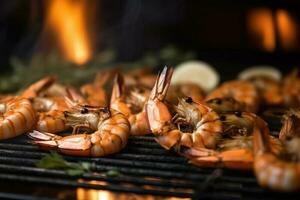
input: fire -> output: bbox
[45,0,92,65]
[248,8,297,51]
[276,9,297,50]
[248,8,276,52]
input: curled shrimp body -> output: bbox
[146,66,222,151]
[0,97,36,140]
[206,80,260,113]
[253,110,300,191]
[246,76,283,106]
[22,77,85,133]
[21,76,57,98]
[28,106,130,157]
[80,70,115,107]
[187,112,282,170]
[111,73,151,135]
[166,83,205,105]
[205,97,246,113]
[185,112,258,170]
[124,68,157,89]
[282,69,300,108]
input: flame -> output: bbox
[45,0,92,64]
[276,9,297,50]
[248,8,276,52]
[248,8,297,51]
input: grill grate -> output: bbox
[0,134,298,199]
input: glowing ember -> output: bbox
[45,0,92,65]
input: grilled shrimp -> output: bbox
[166,83,205,105]
[205,97,246,113]
[282,68,300,108]
[0,97,36,140]
[246,76,283,106]
[206,80,260,113]
[146,66,222,150]
[124,68,157,88]
[185,112,281,170]
[253,109,300,191]
[28,106,130,157]
[22,76,85,133]
[21,76,57,98]
[110,73,151,135]
[80,70,115,107]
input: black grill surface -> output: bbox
[0,134,298,200]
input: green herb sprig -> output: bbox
[36,152,95,176]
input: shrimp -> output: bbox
[80,70,115,107]
[205,97,246,113]
[22,77,85,133]
[282,68,300,108]
[110,73,151,135]
[166,83,205,105]
[21,75,56,99]
[0,97,36,140]
[28,106,130,157]
[184,112,282,170]
[253,109,300,191]
[206,80,260,113]
[124,68,157,88]
[246,76,283,106]
[145,66,222,150]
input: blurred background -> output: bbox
[0,0,300,91]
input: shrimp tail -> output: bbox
[21,75,57,98]
[111,73,125,104]
[28,130,62,141]
[29,130,92,156]
[149,66,173,101]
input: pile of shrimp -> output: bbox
[1,65,300,192]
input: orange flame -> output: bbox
[45,0,92,65]
[248,8,297,51]
[276,9,297,50]
[248,8,276,52]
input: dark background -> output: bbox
[0,0,300,73]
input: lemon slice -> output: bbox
[171,60,219,92]
[238,66,282,81]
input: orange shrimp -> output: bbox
[246,76,283,106]
[185,112,282,170]
[80,70,115,107]
[28,106,130,157]
[124,67,157,88]
[110,73,151,135]
[253,109,300,191]
[21,75,56,99]
[22,77,85,133]
[166,83,205,105]
[205,97,246,113]
[282,68,300,108]
[0,97,36,140]
[206,80,260,113]
[145,66,222,150]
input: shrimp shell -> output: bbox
[0,97,36,140]
[206,80,260,113]
[29,108,130,157]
